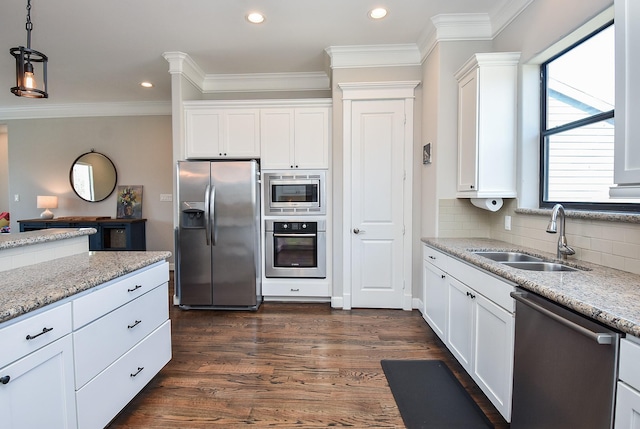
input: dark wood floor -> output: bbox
[108,283,509,428]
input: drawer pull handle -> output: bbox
[127,320,142,329]
[466,291,476,299]
[127,284,142,292]
[429,255,436,260]
[26,327,53,340]
[0,375,10,385]
[290,288,300,292]
[441,274,446,279]
[130,367,144,377]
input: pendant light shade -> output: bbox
[10,0,48,99]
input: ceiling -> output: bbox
[0,0,523,115]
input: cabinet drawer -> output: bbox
[0,303,72,369]
[76,320,171,429]
[262,282,330,297]
[619,338,640,390]
[423,245,449,272]
[73,262,168,329]
[74,282,169,389]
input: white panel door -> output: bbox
[616,382,640,429]
[350,99,405,308]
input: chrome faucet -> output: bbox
[546,204,575,260]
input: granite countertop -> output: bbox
[0,228,97,250]
[0,250,171,324]
[422,237,640,337]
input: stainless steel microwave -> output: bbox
[263,171,326,215]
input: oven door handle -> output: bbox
[273,233,317,238]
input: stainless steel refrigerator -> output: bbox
[176,160,261,310]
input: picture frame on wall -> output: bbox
[116,185,143,219]
[423,143,432,164]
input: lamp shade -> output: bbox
[37,195,58,209]
[37,195,58,219]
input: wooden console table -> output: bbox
[18,217,146,251]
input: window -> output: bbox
[540,22,626,210]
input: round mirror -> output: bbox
[69,151,117,202]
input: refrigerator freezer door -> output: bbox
[177,161,213,306]
[210,160,260,307]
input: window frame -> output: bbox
[538,20,630,211]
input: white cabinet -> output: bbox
[455,52,520,198]
[421,244,515,422]
[0,304,77,429]
[612,0,640,190]
[260,106,330,170]
[615,337,640,428]
[72,262,170,429]
[184,104,260,159]
[422,246,448,341]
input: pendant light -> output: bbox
[10,0,48,98]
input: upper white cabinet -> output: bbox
[455,52,520,198]
[261,106,330,170]
[184,103,260,159]
[612,1,640,191]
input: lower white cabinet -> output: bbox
[615,337,640,428]
[422,244,515,422]
[0,261,170,429]
[0,334,77,429]
[76,321,171,429]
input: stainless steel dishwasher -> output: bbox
[510,288,620,429]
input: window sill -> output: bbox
[515,207,640,224]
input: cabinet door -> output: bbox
[184,108,223,158]
[223,109,260,158]
[457,70,479,193]
[446,278,474,372]
[615,382,640,429]
[422,260,447,341]
[614,0,640,186]
[473,293,514,422]
[294,108,330,169]
[0,335,77,429]
[261,109,295,169]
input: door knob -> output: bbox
[353,228,365,234]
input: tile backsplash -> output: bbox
[438,198,640,275]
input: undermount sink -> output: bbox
[473,251,544,263]
[472,250,581,272]
[501,261,578,272]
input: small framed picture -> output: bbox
[423,143,432,164]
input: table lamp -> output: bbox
[37,195,58,219]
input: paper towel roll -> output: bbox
[470,198,503,212]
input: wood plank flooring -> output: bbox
[108,284,510,428]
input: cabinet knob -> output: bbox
[0,375,10,384]
[470,185,475,189]
[290,165,294,169]
[295,165,299,168]
[219,153,222,156]
[441,274,446,279]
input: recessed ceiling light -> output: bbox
[368,7,388,20]
[246,12,265,24]
[140,82,153,88]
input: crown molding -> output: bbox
[0,101,171,120]
[418,0,533,63]
[202,72,329,93]
[325,44,421,69]
[163,51,206,91]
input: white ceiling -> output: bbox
[0,0,524,114]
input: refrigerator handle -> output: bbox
[204,184,211,246]
[210,185,217,246]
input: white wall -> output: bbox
[0,125,7,213]
[4,116,174,261]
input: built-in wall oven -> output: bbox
[265,220,326,278]
[263,171,326,216]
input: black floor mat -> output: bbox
[381,360,494,429]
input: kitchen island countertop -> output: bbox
[0,250,171,324]
[0,227,96,250]
[422,237,640,337]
